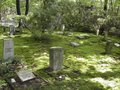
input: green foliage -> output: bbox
[0,59,21,78]
[0,79,7,89]
[31,30,51,42]
[29,0,96,33]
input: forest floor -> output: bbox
[0,28,120,90]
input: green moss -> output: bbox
[0,28,120,90]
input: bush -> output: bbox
[31,30,51,42]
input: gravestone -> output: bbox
[104,30,108,40]
[105,40,113,54]
[61,24,65,34]
[17,69,35,82]
[114,43,120,47]
[9,25,15,36]
[49,47,63,71]
[3,38,14,60]
[76,36,85,40]
[70,42,80,47]
[67,32,73,36]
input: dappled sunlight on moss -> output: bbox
[0,28,120,89]
[20,34,31,38]
[31,53,49,71]
[95,64,112,73]
[90,77,120,90]
[87,55,117,63]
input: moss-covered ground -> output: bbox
[0,28,120,90]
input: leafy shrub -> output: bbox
[31,30,51,42]
[0,59,21,77]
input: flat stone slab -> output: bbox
[76,36,90,40]
[7,75,48,90]
[76,36,85,39]
[17,69,35,82]
[70,42,80,47]
[114,43,120,47]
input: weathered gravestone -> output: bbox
[70,42,80,47]
[114,43,120,47]
[49,47,63,71]
[3,38,14,60]
[17,69,35,82]
[9,25,15,36]
[76,36,85,40]
[105,40,113,54]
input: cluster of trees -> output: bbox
[28,0,120,35]
[0,0,120,36]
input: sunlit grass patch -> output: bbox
[90,77,120,90]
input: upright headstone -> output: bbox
[49,47,63,71]
[9,25,15,36]
[104,30,108,40]
[105,40,113,54]
[61,24,65,34]
[3,38,14,60]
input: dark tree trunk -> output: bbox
[16,0,21,28]
[104,0,108,11]
[16,0,21,15]
[25,0,29,15]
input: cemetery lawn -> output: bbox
[0,28,120,90]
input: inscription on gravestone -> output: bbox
[3,38,14,60]
[17,69,35,82]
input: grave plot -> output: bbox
[6,69,48,90]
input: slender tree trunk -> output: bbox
[25,0,29,15]
[16,0,21,15]
[103,0,109,39]
[104,0,108,11]
[16,0,21,28]
[110,0,113,12]
[117,6,120,15]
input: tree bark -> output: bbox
[104,0,108,11]
[16,0,21,15]
[16,0,21,28]
[25,0,29,15]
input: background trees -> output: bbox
[0,0,120,36]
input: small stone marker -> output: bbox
[105,40,113,54]
[70,42,80,47]
[65,32,73,36]
[76,36,85,40]
[11,78,16,83]
[17,69,35,82]
[49,47,63,71]
[114,43,120,47]
[3,38,14,60]
[9,25,15,36]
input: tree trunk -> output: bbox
[16,0,21,15]
[25,0,29,15]
[117,6,120,15]
[104,0,108,16]
[104,0,108,11]
[16,0,21,28]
